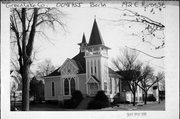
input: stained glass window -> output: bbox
[64,78,69,95]
[70,78,75,94]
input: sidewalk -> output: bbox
[101,101,165,111]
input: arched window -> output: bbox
[70,78,75,94]
[64,78,69,95]
[52,82,55,96]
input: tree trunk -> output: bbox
[133,91,136,106]
[144,92,147,105]
[21,64,30,111]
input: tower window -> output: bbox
[94,60,96,74]
[95,66,96,73]
[91,60,93,74]
[91,66,93,74]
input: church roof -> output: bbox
[91,75,100,83]
[72,51,86,74]
[44,52,86,78]
[45,58,119,77]
[108,67,121,76]
[44,67,61,77]
[88,19,105,46]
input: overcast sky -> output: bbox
[28,4,166,74]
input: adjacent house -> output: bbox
[10,70,22,101]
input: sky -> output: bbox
[27,3,165,74]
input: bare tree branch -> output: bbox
[26,8,38,58]
[126,46,165,59]
[14,8,22,22]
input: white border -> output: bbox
[1,1,179,119]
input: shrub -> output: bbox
[71,90,83,102]
[88,90,110,109]
[71,90,83,108]
[94,90,109,102]
[113,93,123,104]
[63,99,74,109]
[119,101,131,104]
[147,94,156,101]
[45,100,58,105]
[63,90,83,109]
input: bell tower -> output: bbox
[85,18,110,95]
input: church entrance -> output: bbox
[88,83,98,97]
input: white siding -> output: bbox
[78,74,87,95]
[44,77,61,100]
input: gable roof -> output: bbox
[91,75,100,83]
[72,51,86,74]
[44,67,61,77]
[45,51,86,78]
[86,75,100,84]
[88,19,104,46]
[108,67,122,78]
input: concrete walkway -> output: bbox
[76,97,93,110]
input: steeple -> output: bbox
[88,18,105,46]
[85,17,110,96]
[78,33,87,52]
[78,33,87,46]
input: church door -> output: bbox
[88,83,98,97]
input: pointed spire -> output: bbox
[88,17,105,46]
[82,33,87,44]
[78,33,87,46]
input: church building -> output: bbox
[44,19,123,102]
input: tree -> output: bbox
[137,65,155,104]
[113,49,142,106]
[156,71,165,102]
[36,59,56,77]
[10,8,66,110]
[158,71,165,91]
[30,77,44,103]
[108,7,165,59]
